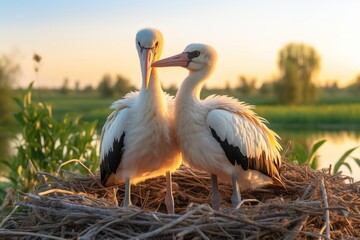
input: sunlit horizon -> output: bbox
[1,0,360,90]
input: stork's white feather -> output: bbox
[152,43,283,192]
[100,29,181,187]
[100,92,138,161]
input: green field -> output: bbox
[18,90,360,132]
[256,104,360,129]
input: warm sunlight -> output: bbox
[1,2,360,239]
[1,1,360,89]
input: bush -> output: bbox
[0,83,99,202]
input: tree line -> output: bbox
[2,42,360,106]
[56,42,360,105]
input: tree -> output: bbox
[347,74,360,95]
[259,82,273,95]
[225,80,231,92]
[82,85,94,93]
[323,80,339,95]
[74,80,80,92]
[237,75,257,95]
[276,43,321,105]
[113,74,134,96]
[97,74,114,97]
[60,77,70,94]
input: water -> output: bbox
[2,130,360,181]
[276,129,360,181]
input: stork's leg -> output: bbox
[123,177,132,207]
[231,170,241,209]
[211,174,221,211]
[165,171,175,214]
[113,187,119,206]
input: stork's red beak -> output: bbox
[141,48,154,90]
[152,52,190,68]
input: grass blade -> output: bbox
[353,157,360,167]
[308,139,326,166]
[333,147,358,174]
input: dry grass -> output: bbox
[0,162,359,239]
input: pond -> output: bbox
[1,129,360,181]
[276,129,360,181]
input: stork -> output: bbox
[152,43,284,210]
[100,28,181,214]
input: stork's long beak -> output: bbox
[152,52,189,68]
[141,48,154,90]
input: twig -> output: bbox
[56,159,94,176]
[130,208,197,240]
[300,231,329,239]
[194,225,210,240]
[36,171,61,181]
[1,164,359,239]
[0,187,14,211]
[237,198,260,208]
[320,177,331,240]
[0,230,66,240]
[38,189,77,196]
[284,215,308,240]
[282,140,292,158]
[0,205,19,228]
[28,159,46,183]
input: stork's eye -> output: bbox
[138,41,141,47]
[155,41,159,48]
[188,50,200,59]
[193,50,200,57]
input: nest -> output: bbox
[0,162,359,239]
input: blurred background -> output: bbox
[1,0,359,183]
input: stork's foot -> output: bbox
[212,194,221,211]
[122,199,133,208]
[231,170,241,209]
[165,171,175,214]
[123,177,133,207]
[211,174,221,211]
[113,187,119,207]
[165,192,174,214]
[231,191,241,209]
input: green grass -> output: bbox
[10,89,360,132]
[256,104,360,129]
[28,91,115,130]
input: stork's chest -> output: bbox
[174,104,210,145]
[125,102,171,144]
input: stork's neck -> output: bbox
[140,68,162,94]
[176,68,210,101]
[139,68,167,112]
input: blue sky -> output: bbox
[1,0,360,88]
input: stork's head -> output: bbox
[136,28,163,90]
[152,43,217,76]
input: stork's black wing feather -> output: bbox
[210,127,249,170]
[100,132,126,185]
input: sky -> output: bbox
[1,0,360,89]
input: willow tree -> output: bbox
[276,43,321,105]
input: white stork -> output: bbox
[100,28,182,214]
[152,43,284,210]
